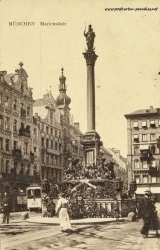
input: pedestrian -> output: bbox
[138,189,159,238]
[1,192,11,224]
[113,197,120,222]
[55,192,72,232]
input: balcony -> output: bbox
[148,166,160,177]
[19,128,30,138]
[12,149,22,158]
[140,152,150,160]
[46,148,60,155]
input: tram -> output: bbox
[26,185,42,211]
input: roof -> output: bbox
[33,106,48,119]
[107,148,126,170]
[34,92,56,108]
[125,108,160,118]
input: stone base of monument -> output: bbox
[21,212,29,220]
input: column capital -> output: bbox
[82,51,98,66]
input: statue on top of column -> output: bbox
[84,24,96,52]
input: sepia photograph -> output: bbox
[0,0,160,249]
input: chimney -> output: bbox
[150,106,153,109]
[74,123,80,129]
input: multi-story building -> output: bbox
[101,147,127,191]
[125,106,160,201]
[107,148,127,191]
[33,90,63,183]
[0,63,40,196]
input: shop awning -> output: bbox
[135,187,160,194]
[140,145,149,150]
[134,135,139,138]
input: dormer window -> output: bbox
[133,121,138,128]
[142,121,147,128]
[133,135,139,142]
[150,120,155,128]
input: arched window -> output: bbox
[134,159,139,169]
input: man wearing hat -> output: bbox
[138,189,159,238]
[1,192,11,224]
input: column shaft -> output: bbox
[87,64,95,131]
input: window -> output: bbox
[142,160,148,169]
[0,137,3,150]
[135,176,140,183]
[150,120,155,128]
[159,120,160,127]
[133,135,139,142]
[59,132,61,139]
[46,154,49,164]
[41,124,44,132]
[150,145,156,154]
[59,144,61,151]
[46,139,49,148]
[134,146,139,154]
[26,125,30,131]
[143,175,148,183]
[34,147,37,154]
[51,128,53,136]
[25,143,28,154]
[51,140,53,149]
[27,106,30,116]
[142,134,147,142]
[134,159,139,169]
[55,142,58,150]
[151,160,156,167]
[133,121,138,128]
[46,126,49,134]
[13,141,17,150]
[13,119,17,132]
[41,138,44,147]
[5,96,9,107]
[0,94,2,104]
[6,160,9,174]
[13,99,17,110]
[51,155,53,164]
[34,128,37,139]
[151,177,156,183]
[55,155,58,165]
[5,117,9,129]
[50,114,53,124]
[0,115,3,127]
[150,133,156,141]
[20,163,24,173]
[55,130,57,137]
[5,139,10,151]
[142,121,147,128]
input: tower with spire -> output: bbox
[56,68,72,167]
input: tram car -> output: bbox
[26,186,42,211]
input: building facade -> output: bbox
[0,63,40,196]
[125,106,160,200]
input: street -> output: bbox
[1,216,160,250]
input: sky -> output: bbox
[0,0,160,157]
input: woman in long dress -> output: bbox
[56,193,72,232]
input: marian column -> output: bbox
[82,24,102,165]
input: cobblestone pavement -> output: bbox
[1,220,160,250]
